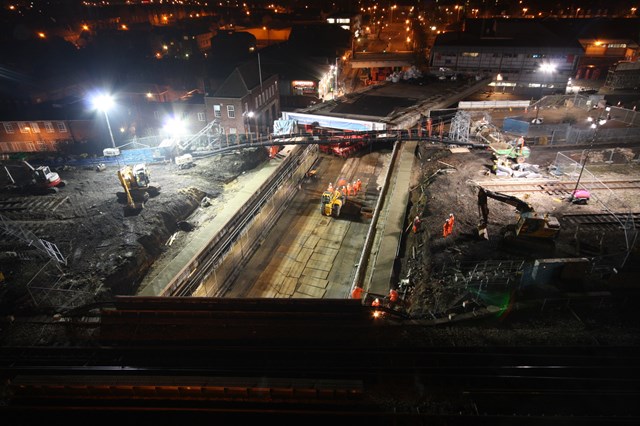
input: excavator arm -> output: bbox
[477,187,559,241]
[477,187,534,239]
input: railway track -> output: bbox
[562,212,640,229]
[474,179,640,195]
[2,335,639,422]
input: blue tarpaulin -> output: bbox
[503,118,530,135]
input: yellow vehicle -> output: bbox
[477,187,560,241]
[116,164,160,215]
[321,188,346,217]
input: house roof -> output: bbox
[213,59,273,98]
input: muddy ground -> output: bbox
[0,148,268,314]
[400,142,640,322]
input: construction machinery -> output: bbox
[116,163,160,215]
[489,136,530,163]
[321,188,346,217]
[477,187,560,241]
[2,161,66,194]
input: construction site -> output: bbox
[2,83,640,422]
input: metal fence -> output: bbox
[551,151,637,268]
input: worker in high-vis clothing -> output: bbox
[350,286,363,299]
[443,213,455,238]
[412,216,422,234]
[387,289,399,308]
[327,182,334,192]
[354,179,362,193]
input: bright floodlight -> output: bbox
[539,63,556,73]
[163,117,186,137]
[91,94,114,112]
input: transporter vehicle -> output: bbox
[477,187,560,241]
[116,163,160,215]
[321,188,346,217]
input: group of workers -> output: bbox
[409,213,456,238]
[351,286,400,309]
[327,178,362,196]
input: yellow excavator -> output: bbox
[321,188,346,217]
[117,163,160,215]
[477,187,560,242]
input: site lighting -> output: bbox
[539,63,556,73]
[91,94,117,149]
[163,117,187,138]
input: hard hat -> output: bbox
[415,216,419,220]
[450,213,454,217]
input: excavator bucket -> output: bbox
[477,224,489,240]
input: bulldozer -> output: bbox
[116,163,160,215]
[477,187,560,242]
[321,188,346,217]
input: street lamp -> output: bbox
[243,111,256,140]
[571,110,607,202]
[91,94,116,149]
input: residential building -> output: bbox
[205,59,280,138]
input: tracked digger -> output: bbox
[477,187,560,242]
[117,164,160,215]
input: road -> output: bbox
[224,150,391,298]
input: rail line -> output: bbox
[561,212,640,229]
[474,179,640,195]
[2,337,639,422]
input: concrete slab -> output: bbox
[296,283,326,298]
[302,267,329,280]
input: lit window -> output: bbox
[214,105,221,118]
[227,105,235,118]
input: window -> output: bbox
[19,122,30,133]
[56,122,67,132]
[213,104,221,118]
[44,122,54,133]
[461,52,479,57]
[3,123,14,134]
[227,105,235,118]
[30,122,40,133]
[197,112,205,121]
[229,127,237,134]
[255,98,258,109]
[608,43,626,48]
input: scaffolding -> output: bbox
[448,110,471,144]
